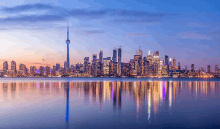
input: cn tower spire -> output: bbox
[66,22,70,69]
[67,22,69,40]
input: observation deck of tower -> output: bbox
[66,24,70,68]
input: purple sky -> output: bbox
[0,0,220,71]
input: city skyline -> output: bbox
[0,0,220,71]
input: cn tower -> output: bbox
[66,23,70,68]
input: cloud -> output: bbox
[78,30,105,35]
[1,15,66,23]
[181,32,212,40]
[125,32,151,37]
[0,3,165,25]
[2,3,56,13]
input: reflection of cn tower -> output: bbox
[65,82,69,129]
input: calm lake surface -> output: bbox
[1,78,220,129]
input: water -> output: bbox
[1,78,220,129]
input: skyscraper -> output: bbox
[165,55,169,66]
[3,61,8,73]
[64,61,68,70]
[99,50,103,76]
[30,66,36,76]
[118,47,122,77]
[173,58,176,67]
[154,51,159,57]
[66,23,70,69]
[136,46,143,58]
[92,53,97,77]
[112,48,117,62]
[103,57,111,76]
[191,64,195,72]
[84,57,89,73]
[11,60,16,71]
[207,65,211,74]
[56,63,60,71]
[99,50,103,63]
[215,65,219,76]
[178,62,181,70]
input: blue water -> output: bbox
[0,78,220,129]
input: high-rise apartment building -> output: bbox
[165,55,169,66]
[46,66,50,77]
[112,48,117,62]
[3,61,8,73]
[173,58,176,67]
[215,65,219,76]
[84,57,89,74]
[136,47,143,58]
[191,64,195,72]
[64,61,68,70]
[154,51,159,57]
[122,63,130,77]
[117,48,122,77]
[103,57,111,76]
[30,66,36,76]
[99,50,103,76]
[11,60,16,71]
[56,63,60,71]
[207,65,211,74]
[92,53,97,77]
[40,66,44,76]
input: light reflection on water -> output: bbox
[1,80,220,129]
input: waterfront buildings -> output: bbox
[1,46,219,78]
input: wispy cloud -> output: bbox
[1,15,66,23]
[2,3,56,13]
[0,3,165,25]
[78,30,105,35]
[181,32,213,40]
[125,32,151,37]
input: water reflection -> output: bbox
[1,81,220,128]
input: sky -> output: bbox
[0,0,220,71]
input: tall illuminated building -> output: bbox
[56,63,60,71]
[92,53,97,77]
[153,51,160,76]
[134,55,142,76]
[112,48,117,62]
[3,61,8,73]
[64,61,68,70]
[207,65,211,74]
[30,66,36,76]
[169,58,172,66]
[99,50,103,76]
[136,46,143,58]
[84,57,89,74]
[165,55,169,66]
[173,58,176,67]
[11,60,16,71]
[19,63,26,71]
[215,65,219,76]
[118,47,122,77]
[103,57,111,76]
[191,64,195,72]
[99,50,103,63]
[154,51,159,57]
[66,24,70,69]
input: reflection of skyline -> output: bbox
[1,81,220,121]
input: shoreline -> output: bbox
[0,77,220,82]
